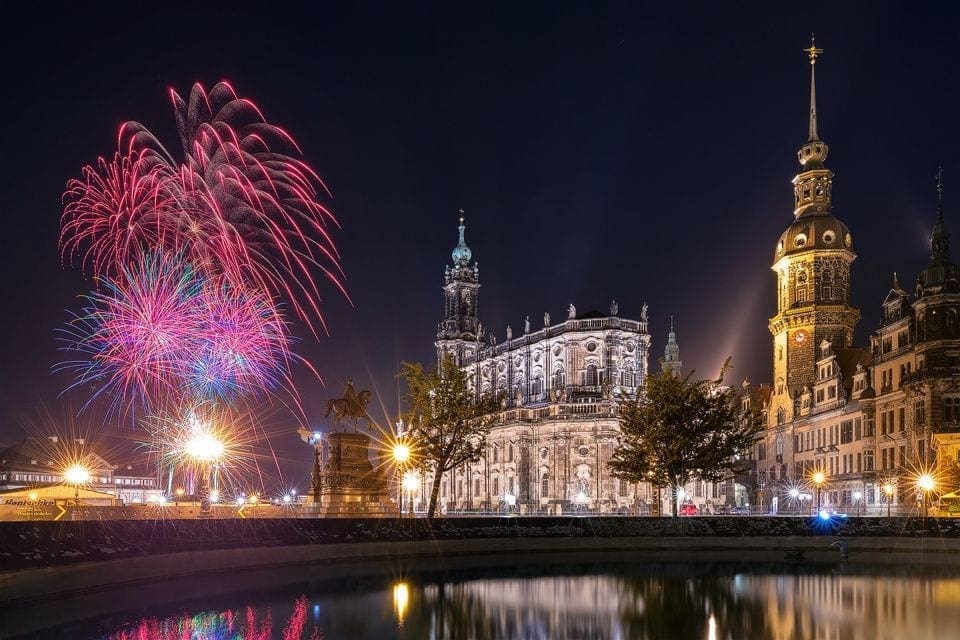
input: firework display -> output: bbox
[58,82,341,422]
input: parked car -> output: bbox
[727,505,751,515]
[679,502,699,516]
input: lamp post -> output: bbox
[392,439,411,518]
[184,419,225,516]
[64,465,90,510]
[789,487,800,515]
[853,490,862,517]
[812,471,826,514]
[883,482,895,517]
[918,474,935,520]
[402,472,420,516]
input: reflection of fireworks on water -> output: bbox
[103,595,323,640]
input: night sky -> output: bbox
[2,3,959,483]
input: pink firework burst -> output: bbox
[186,277,296,403]
[60,147,179,279]
[60,82,349,335]
[57,253,202,415]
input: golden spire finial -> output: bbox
[458,208,465,225]
[803,33,823,64]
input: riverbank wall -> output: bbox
[3,515,959,572]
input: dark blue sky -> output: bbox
[1,2,958,482]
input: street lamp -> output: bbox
[917,474,935,519]
[402,472,420,517]
[392,439,412,517]
[883,482,895,517]
[64,464,90,507]
[812,471,826,513]
[184,419,225,515]
[853,491,862,517]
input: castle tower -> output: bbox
[662,316,682,377]
[768,38,860,414]
[436,213,482,367]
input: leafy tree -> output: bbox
[609,364,763,516]
[401,354,499,518]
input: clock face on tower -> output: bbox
[793,330,809,345]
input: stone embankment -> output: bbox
[2,515,958,572]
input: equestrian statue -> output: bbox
[324,379,373,431]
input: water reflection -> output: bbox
[85,565,960,640]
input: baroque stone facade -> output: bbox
[750,42,960,515]
[420,217,654,513]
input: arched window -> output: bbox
[821,268,834,300]
[623,366,635,387]
[492,476,499,496]
[553,368,565,389]
[532,375,543,397]
[777,407,785,425]
[796,269,808,304]
[541,474,549,498]
[508,444,514,462]
[492,446,499,463]
[585,364,599,387]
[776,435,784,456]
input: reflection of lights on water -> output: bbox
[708,613,717,640]
[393,582,410,625]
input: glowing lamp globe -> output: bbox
[392,443,411,464]
[812,472,825,486]
[402,472,420,492]
[918,474,935,492]
[789,488,800,498]
[64,465,90,485]
[186,431,225,462]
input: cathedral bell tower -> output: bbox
[768,38,860,415]
[436,213,482,367]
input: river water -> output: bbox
[16,556,960,639]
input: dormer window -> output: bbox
[795,233,807,248]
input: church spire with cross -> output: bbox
[662,316,682,377]
[769,37,860,399]
[436,210,482,367]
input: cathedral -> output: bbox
[749,39,960,515]
[423,216,654,514]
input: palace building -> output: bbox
[422,216,654,514]
[750,39,960,515]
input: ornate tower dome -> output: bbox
[768,37,860,401]
[451,213,472,265]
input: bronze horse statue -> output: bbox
[324,389,373,430]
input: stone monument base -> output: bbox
[313,431,398,518]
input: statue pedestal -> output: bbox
[316,432,397,517]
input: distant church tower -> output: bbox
[436,213,482,367]
[768,37,860,416]
[662,316,682,377]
